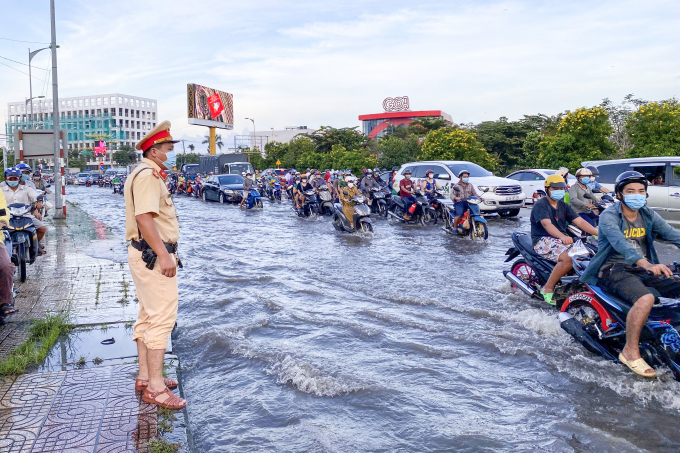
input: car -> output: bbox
[582,156,680,226]
[74,173,90,185]
[202,174,245,203]
[506,169,578,204]
[393,161,526,217]
[262,168,288,177]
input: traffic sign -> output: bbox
[276,160,281,166]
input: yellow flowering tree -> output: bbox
[420,128,497,171]
[538,106,615,170]
[626,99,680,157]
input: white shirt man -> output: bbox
[2,184,37,205]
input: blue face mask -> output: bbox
[581,177,591,184]
[624,194,646,210]
[550,190,565,201]
[461,177,469,183]
[162,151,176,170]
[21,174,29,182]
[7,180,19,188]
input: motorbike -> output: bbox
[317,185,334,215]
[502,226,597,303]
[295,189,319,217]
[367,187,389,218]
[442,196,488,240]
[86,179,92,187]
[112,180,123,194]
[7,203,38,283]
[98,178,104,187]
[422,188,447,225]
[582,193,616,226]
[333,195,373,233]
[559,258,680,381]
[387,190,429,225]
[273,182,282,202]
[243,188,264,209]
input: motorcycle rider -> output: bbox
[581,171,680,378]
[389,166,399,194]
[339,176,362,230]
[0,184,15,315]
[16,163,37,190]
[585,166,611,194]
[295,175,313,210]
[420,169,441,199]
[450,170,479,230]
[531,174,597,305]
[1,168,47,254]
[569,168,598,226]
[333,170,345,202]
[32,171,50,193]
[240,172,255,208]
[399,169,417,221]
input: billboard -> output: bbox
[187,83,234,130]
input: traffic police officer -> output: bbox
[124,120,186,409]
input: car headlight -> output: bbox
[477,185,491,193]
[224,189,234,194]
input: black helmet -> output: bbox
[615,171,648,195]
[392,166,399,171]
[586,165,599,177]
[33,171,41,177]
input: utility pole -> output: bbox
[50,0,65,218]
[29,47,50,129]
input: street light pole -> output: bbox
[245,117,255,151]
[28,47,50,130]
[50,0,65,218]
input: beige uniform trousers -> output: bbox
[128,246,178,350]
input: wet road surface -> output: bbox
[67,186,680,452]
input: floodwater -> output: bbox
[66,186,680,452]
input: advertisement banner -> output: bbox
[187,84,234,130]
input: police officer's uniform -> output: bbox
[124,121,180,350]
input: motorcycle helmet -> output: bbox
[615,171,648,196]
[403,169,412,175]
[5,168,20,178]
[426,169,434,177]
[586,165,600,177]
[574,168,593,178]
[15,163,31,172]
[392,166,399,171]
[458,169,470,179]
[33,171,41,177]
[544,174,567,189]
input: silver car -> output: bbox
[582,157,680,226]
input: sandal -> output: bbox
[619,353,656,378]
[135,377,179,391]
[142,387,186,409]
[0,304,16,315]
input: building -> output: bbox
[358,110,453,139]
[5,93,158,165]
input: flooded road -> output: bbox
[67,186,680,452]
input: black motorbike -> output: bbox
[295,189,319,217]
[317,185,334,216]
[422,188,447,225]
[333,195,373,233]
[367,187,389,218]
[387,190,429,225]
[8,203,38,283]
[502,227,596,304]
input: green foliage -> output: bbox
[626,99,680,157]
[537,106,615,171]
[378,136,421,169]
[308,126,365,153]
[112,145,138,165]
[519,131,543,169]
[474,117,536,174]
[406,116,454,138]
[0,313,72,376]
[177,152,200,167]
[202,134,224,151]
[420,128,497,171]
[146,438,181,453]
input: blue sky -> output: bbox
[1,0,679,150]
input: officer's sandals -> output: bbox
[135,377,178,391]
[142,387,186,409]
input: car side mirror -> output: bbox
[438,174,451,181]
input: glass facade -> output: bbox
[362,117,417,138]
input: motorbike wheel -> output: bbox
[421,209,437,226]
[202,191,207,202]
[510,259,539,290]
[219,193,226,204]
[359,222,373,233]
[378,202,388,218]
[256,199,263,208]
[476,222,489,240]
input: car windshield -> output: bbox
[79,173,89,177]
[219,175,244,185]
[543,170,556,175]
[446,163,492,177]
[230,164,251,175]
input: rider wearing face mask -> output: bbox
[420,169,441,198]
[295,175,313,210]
[340,176,362,230]
[399,169,417,220]
[569,168,598,225]
[2,167,45,252]
[581,171,680,378]
[15,163,36,190]
[450,170,479,230]
[32,171,50,193]
[530,175,597,305]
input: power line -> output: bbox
[0,59,46,80]
[0,54,47,69]
[0,37,50,44]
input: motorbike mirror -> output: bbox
[438,174,451,180]
[583,192,593,199]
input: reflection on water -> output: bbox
[68,186,680,452]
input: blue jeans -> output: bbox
[579,212,598,227]
[454,201,468,217]
[402,196,416,215]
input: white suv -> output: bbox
[393,161,525,217]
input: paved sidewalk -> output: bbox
[0,203,189,452]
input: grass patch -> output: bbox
[0,313,72,376]
[157,406,178,433]
[118,278,129,305]
[146,438,181,453]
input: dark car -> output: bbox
[202,174,245,203]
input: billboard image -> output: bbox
[187,83,234,130]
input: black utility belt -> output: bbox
[130,240,177,254]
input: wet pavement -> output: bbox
[66,186,680,453]
[0,201,189,452]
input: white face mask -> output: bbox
[405,175,411,180]
[347,182,355,188]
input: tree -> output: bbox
[600,94,645,156]
[420,128,497,171]
[308,126,365,154]
[202,134,224,151]
[538,106,615,170]
[113,145,138,165]
[406,116,454,138]
[625,98,680,158]
[519,131,543,169]
[188,144,195,152]
[177,152,200,167]
[474,117,535,174]
[377,136,421,169]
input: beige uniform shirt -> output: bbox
[124,158,180,243]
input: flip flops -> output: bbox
[619,353,656,378]
[541,291,555,306]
